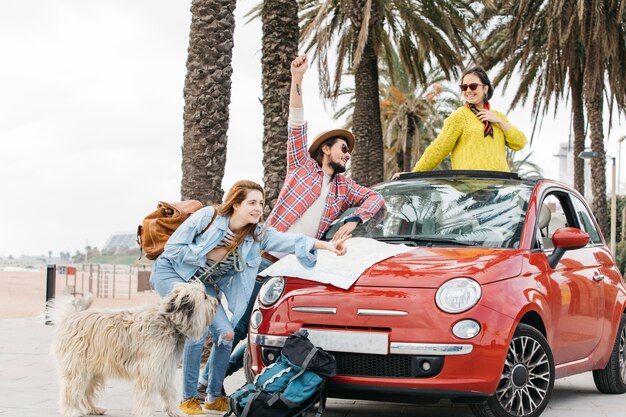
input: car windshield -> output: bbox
[331,178,533,249]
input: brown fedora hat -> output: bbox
[308,128,355,157]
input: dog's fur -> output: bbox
[51,280,217,417]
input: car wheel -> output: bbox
[243,346,254,383]
[593,314,626,394]
[470,324,555,417]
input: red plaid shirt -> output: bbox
[266,123,384,239]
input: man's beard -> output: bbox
[329,160,346,174]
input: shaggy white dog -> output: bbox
[51,280,217,417]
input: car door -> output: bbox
[569,195,609,337]
[537,192,603,365]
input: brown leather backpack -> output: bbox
[136,200,216,260]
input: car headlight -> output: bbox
[435,277,481,313]
[250,310,263,330]
[259,276,285,306]
[452,319,481,339]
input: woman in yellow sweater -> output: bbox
[392,66,526,179]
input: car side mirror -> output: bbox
[548,227,590,268]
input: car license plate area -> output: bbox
[302,329,389,354]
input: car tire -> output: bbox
[469,324,555,417]
[593,314,626,394]
[243,346,254,383]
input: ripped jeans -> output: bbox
[150,256,234,401]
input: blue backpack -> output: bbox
[227,330,337,417]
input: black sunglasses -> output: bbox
[459,83,484,91]
[340,144,350,154]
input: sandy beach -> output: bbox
[0,268,160,319]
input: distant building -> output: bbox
[554,142,592,200]
[103,232,137,252]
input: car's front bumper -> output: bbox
[249,284,516,397]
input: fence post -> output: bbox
[96,264,101,297]
[45,265,56,325]
[112,264,116,299]
[104,270,109,298]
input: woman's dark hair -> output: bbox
[462,66,494,101]
[312,137,341,166]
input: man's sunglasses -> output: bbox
[459,83,484,91]
[340,143,350,154]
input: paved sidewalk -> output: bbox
[1,318,623,417]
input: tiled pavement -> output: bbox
[1,318,623,417]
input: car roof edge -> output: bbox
[398,170,524,181]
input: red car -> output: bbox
[246,171,626,417]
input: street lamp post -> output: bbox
[578,149,617,254]
[611,156,616,255]
[618,135,626,195]
[620,136,626,242]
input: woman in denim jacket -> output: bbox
[150,180,348,414]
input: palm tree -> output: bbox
[299,0,476,186]
[578,0,626,238]
[380,68,460,177]
[481,0,587,193]
[482,0,626,237]
[181,0,237,205]
[506,149,543,179]
[259,0,299,214]
[333,64,458,179]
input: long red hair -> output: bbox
[217,180,265,251]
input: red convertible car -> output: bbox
[246,171,626,417]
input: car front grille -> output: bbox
[330,351,444,378]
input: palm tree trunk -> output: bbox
[586,79,608,238]
[569,68,585,194]
[403,113,417,172]
[344,0,384,186]
[394,117,407,174]
[261,0,299,215]
[181,0,236,205]
[352,39,384,186]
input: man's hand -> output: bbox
[332,221,358,241]
[291,55,308,76]
[391,171,408,181]
[290,55,307,107]
[323,235,350,256]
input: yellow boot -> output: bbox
[204,395,229,413]
[179,398,207,415]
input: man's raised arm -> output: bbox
[289,55,307,110]
[287,55,310,171]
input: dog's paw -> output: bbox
[87,406,106,415]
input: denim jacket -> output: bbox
[161,206,317,325]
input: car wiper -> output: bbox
[374,236,478,246]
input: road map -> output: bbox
[259,237,413,289]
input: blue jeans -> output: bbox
[200,256,273,384]
[150,257,234,401]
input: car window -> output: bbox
[571,197,603,244]
[325,179,533,249]
[537,195,570,250]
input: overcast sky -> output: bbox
[1,1,624,258]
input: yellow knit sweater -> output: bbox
[412,106,526,172]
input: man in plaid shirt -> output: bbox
[198,55,383,399]
[265,54,384,241]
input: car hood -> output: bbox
[352,247,525,288]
